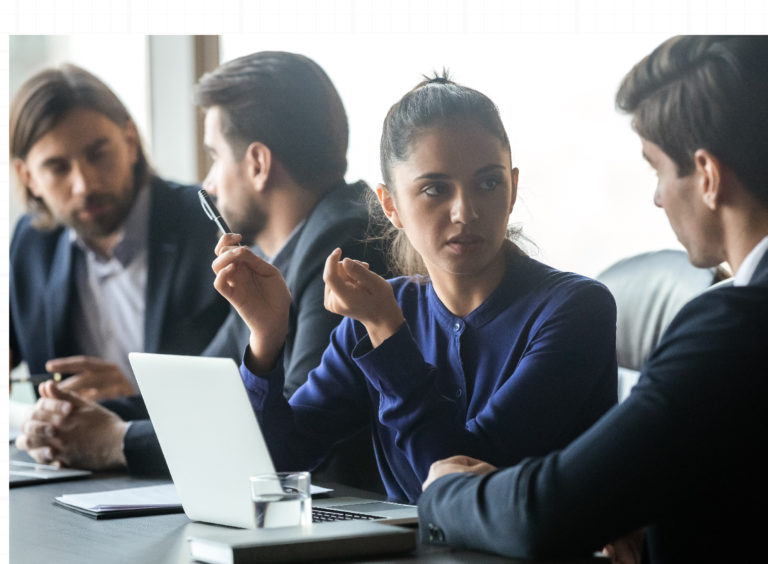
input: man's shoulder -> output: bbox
[653,282,768,361]
[304,181,372,234]
[151,177,199,197]
[146,177,218,240]
[148,177,203,216]
[635,281,768,417]
[292,181,382,270]
[675,282,767,329]
[10,214,66,262]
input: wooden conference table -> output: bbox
[9,447,607,564]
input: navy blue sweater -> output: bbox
[241,253,617,503]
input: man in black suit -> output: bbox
[20,52,388,490]
[418,35,768,563]
[11,65,230,467]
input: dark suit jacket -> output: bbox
[203,180,389,396]
[10,177,230,391]
[120,181,390,485]
[419,251,768,563]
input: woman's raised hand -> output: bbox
[212,233,291,372]
[323,248,404,347]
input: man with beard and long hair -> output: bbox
[11,64,230,468]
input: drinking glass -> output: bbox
[249,471,311,528]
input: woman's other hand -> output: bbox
[323,248,404,347]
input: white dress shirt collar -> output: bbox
[733,234,768,287]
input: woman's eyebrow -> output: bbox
[473,163,506,176]
[413,172,450,181]
[413,164,506,182]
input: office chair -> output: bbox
[596,250,731,401]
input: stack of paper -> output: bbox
[54,483,183,519]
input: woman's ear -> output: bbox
[245,142,272,192]
[376,183,403,228]
[509,167,519,214]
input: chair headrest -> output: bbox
[597,250,721,371]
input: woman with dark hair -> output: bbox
[213,75,617,504]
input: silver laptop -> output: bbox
[129,353,418,529]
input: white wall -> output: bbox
[222,33,680,278]
[147,36,199,186]
[8,33,682,279]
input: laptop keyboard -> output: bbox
[312,507,384,523]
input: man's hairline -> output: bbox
[17,105,134,162]
[201,103,252,162]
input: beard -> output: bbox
[222,195,267,246]
[63,184,137,241]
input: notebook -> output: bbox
[128,353,419,529]
[186,520,416,563]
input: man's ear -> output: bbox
[244,142,272,192]
[376,183,403,228]
[13,158,37,197]
[694,149,722,211]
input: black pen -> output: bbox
[199,189,245,249]
[198,189,235,236]
[10,373,63,385]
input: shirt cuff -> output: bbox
[122,420,133,444]
[238,345,285,407]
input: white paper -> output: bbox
[310,485,333,495]
[55,483,181,511]
[54,483,331,513]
